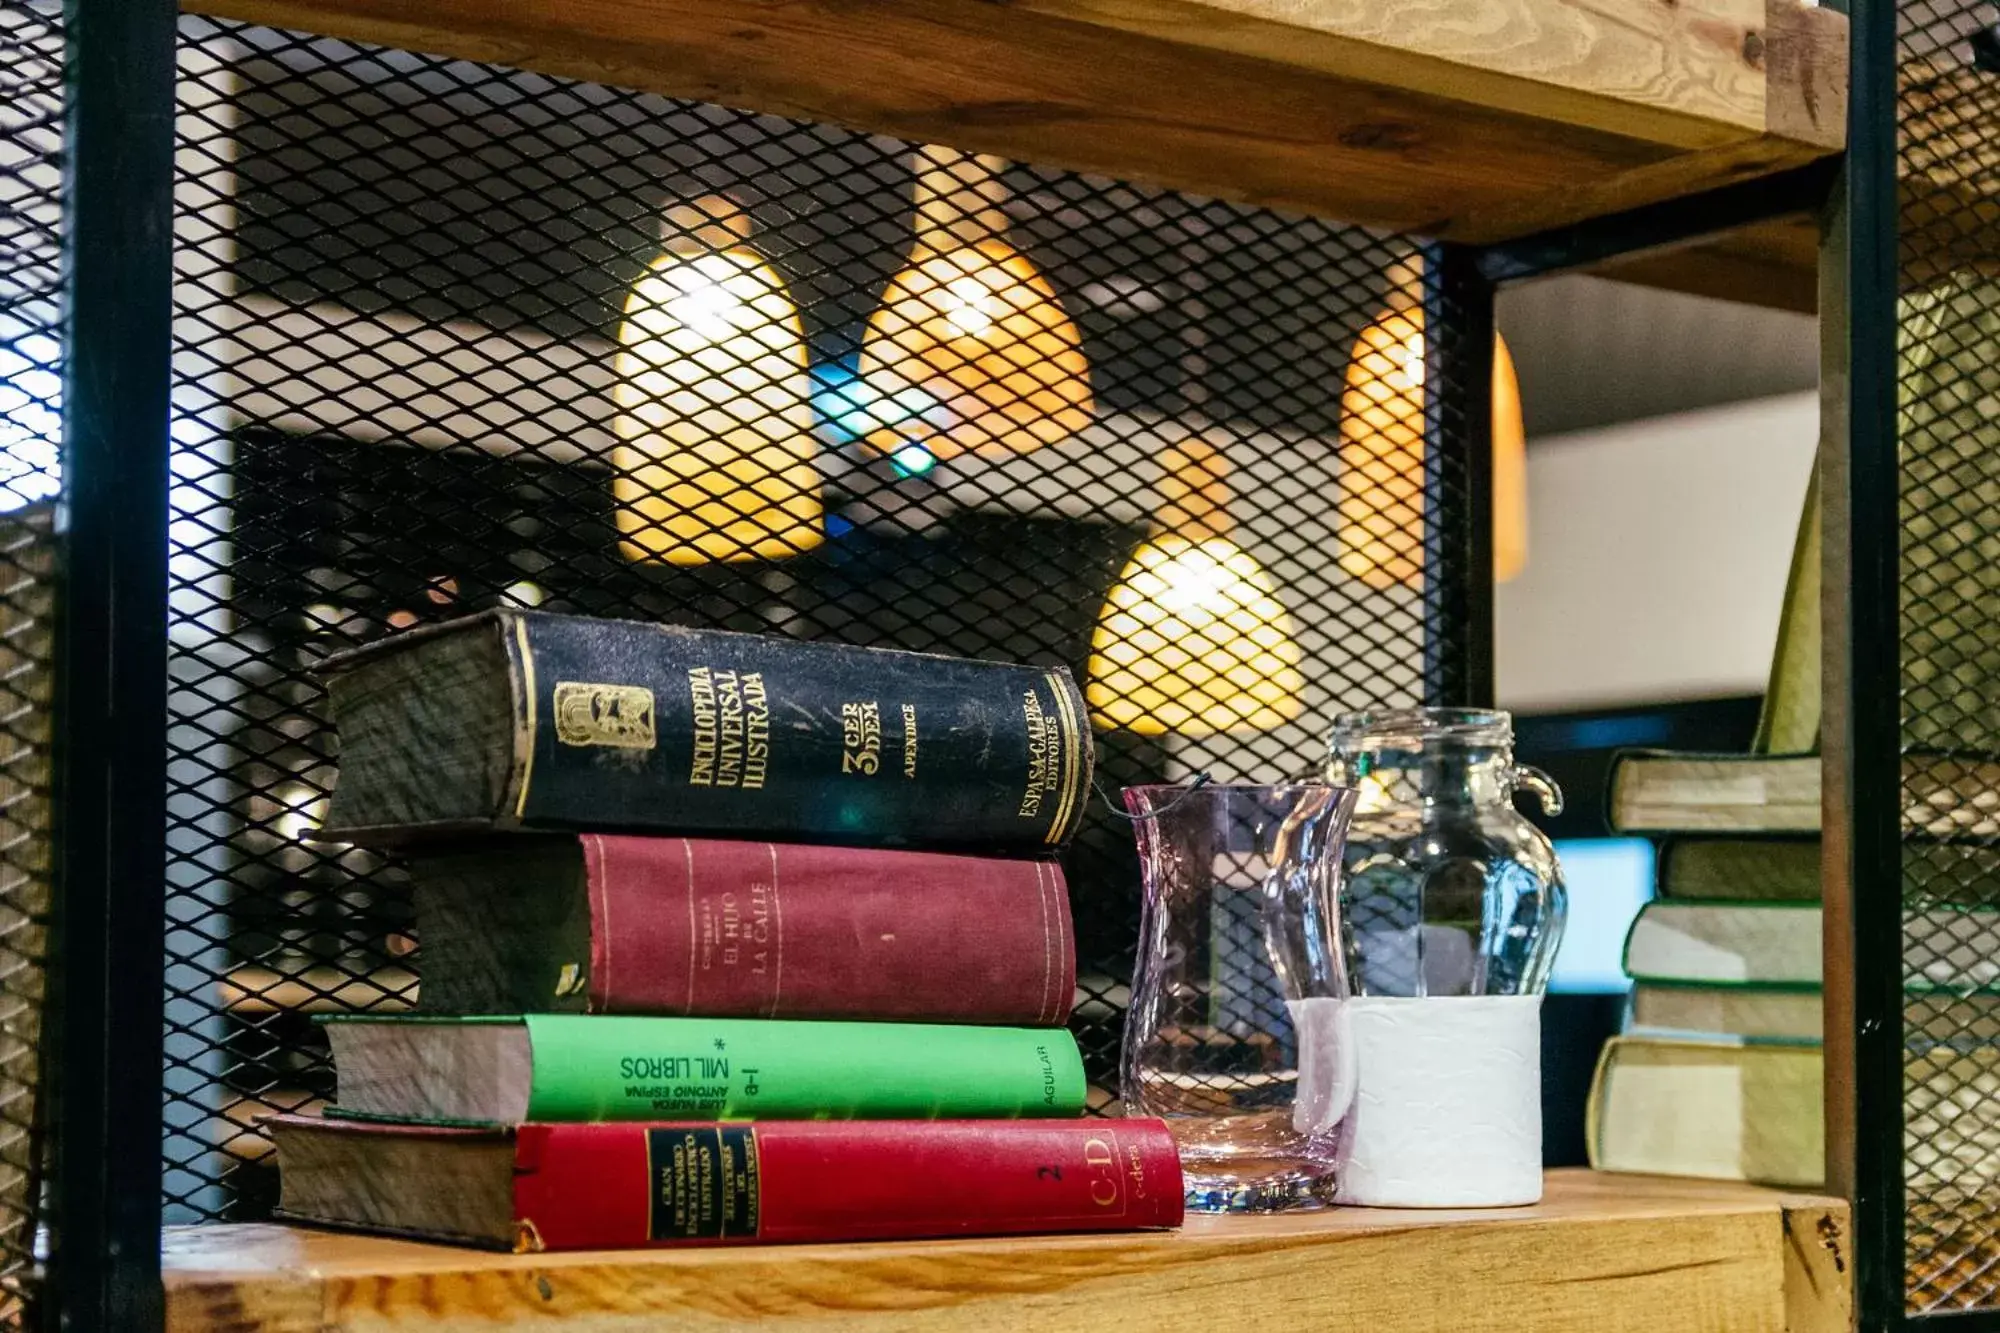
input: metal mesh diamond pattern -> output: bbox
[164,17,1480,1219]
[0,0,61,1315]
[1898,1,2000,1312]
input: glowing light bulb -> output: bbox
[1151,545,1237,619]
[302,603,353,633]
[1492,334,1528,583]
[941,275,999,339]
[859,149,1092,461]
[658,268,754,341]
[272,783,328,842]
[1393,332,1425,392]
[612,198,823,565]
[1337,303,1528,588]
[1088,535,1305,736]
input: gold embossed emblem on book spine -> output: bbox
[554,682,658,750]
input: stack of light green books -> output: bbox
[1588,465,1830,1187]
[1590,449,2000,1188]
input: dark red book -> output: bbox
[412,835,1076,1025]
[270,1114,1185,1249]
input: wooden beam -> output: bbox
[183,0,1844,245]
[161,1171,1851,1333]
[1592,214,1821,312]
[1011,0,1839,151]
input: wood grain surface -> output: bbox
[181,0,1844,255]
[1015,0,1809,148]
[163,1170,1851,1332]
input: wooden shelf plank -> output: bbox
[182,0,1843,254]
[1591,214,1821,312]
[162,1169,1850,1332]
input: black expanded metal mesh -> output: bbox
[0,0,61,1314]
[164,17,1479,1219]
[1897,5,2000,1313]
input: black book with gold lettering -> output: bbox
[317,609,1091,853]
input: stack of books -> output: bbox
[1592,751,2000,1188]
[268,609,1184,1249]
[1584,472,1833,1188]
[1585,455,2000,1200]
[1587,781,1827,1187]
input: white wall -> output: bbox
[1496,391,1818,712]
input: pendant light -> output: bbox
[611,195,822,565]
[1491,330,1527,581]
[1087,438,1305,735]
[858,147,1092,461]
[1336,276,1528,588]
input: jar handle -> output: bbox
[1512,764,1565,817]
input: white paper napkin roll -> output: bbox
[1336,994,1543,1207]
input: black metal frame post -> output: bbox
[1822,149,1907,1333]
[51,0,177,1326]
[1827,0,1906,1325]
[1422,242,1496,709]
[1466,24,1907,1311]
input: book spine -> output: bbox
[581,835,1076,1024]
[501,610,1091,851]
[522,1014,1087,1121]
[511,1119,1185,1248]
[1654,836,1823,903]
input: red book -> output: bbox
[412,834,1076,1025]
[270,1115,1186,1249]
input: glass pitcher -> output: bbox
[1120,783,1359,1213]
[1325,708,1565,997]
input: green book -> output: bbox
[1623,900,1822,987]
[1590,1036,2000,1188]
[1607,749,2000,837]
[1601,462,1822,836]
[1624,899,2000,991]
[1751,458,1821,758]
[1655,836,1821,901]
[1630,983,2000,1044]
[1629,984,1825,1043]
[1604,437,2000,840]
[321,1014,1087,1124]
[1606,751,1818,834]
[1656,835,2000,902]
[1587,1037,1824,1187]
